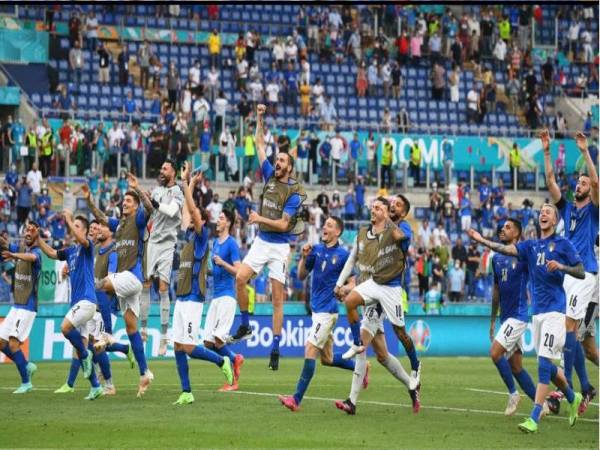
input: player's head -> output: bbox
[158,159,177,186]
[73,215,90,237]
[498,218,522,244]
[539,203,559,233]
[88,219,99,242]
[574,173,592,201]
[95,221,112,243]
[274,152,294,180]
[322,216,344,244]
[24,221,40,246]
[122,190,140,216]
[217,209,236,235]
[370,196,390,224]
[390,194,410,221]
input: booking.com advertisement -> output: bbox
[3,311,597,362]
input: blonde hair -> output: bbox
[541,203,560,223]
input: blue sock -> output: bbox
[215,345,236,361]
[88,367,100,388]
[514,369,537,401]
[189,345,224,366]
[67,358,80,387]
[272,335,281,352]
[350,322,362,346]
[175,350,191,392]
[405,346,420,371]
[293,358,316,404]
[1,345,13,359]
[95,351,112,382]
[64,328,88,359]
[106,342,130,355]
[564,385,575,403]
[11,350,29,384]
[494,357,517,394]
[332,352,355,370]
[563,331,577,388]
[574,342,591,393]
[530,403,543,423]
[128,332,148,376]
[241,311,249,327]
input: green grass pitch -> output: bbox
[1,357,598,448]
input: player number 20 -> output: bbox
[536,252,546,266]
[543,333,554,348]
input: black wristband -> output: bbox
[151,198,160,209]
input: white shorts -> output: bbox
[354,278,405,328]
[361,304,386,337]
[65,300,97,336]
[146,241,175,284]
[297,158,308,173]
[307,312,338,349]
[461,216,471,232]
[0,308,36,342]
[494,317,528,357]
[532,311,566,360]
[108,271,143,318]
[172,300,204,345]
[243,236,290,285]
[88,311,105,341]
[564,272,598,321]
[203,295,237,344]
[578,301,598,340]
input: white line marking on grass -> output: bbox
[465,388,599,407]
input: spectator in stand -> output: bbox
[272,37,285,70]
[319,136,331,183]
[188,59,201,98]
[410,30,423,65]
[128,122,144,177]
[166,61,180,110]
[68,40,84,87]
[480,199,494,237]
[149,54,163,91]
[208,28,221,68]
[380,138,393,191]
[299,78,311,117]
[347,27,362,63]
[319,96,337,131]
[441,192,455,234]
[311,77,325,109]
[85,11,98,51]
[465,241,480,300]
[355,61,368,97]
[16,176,32,226]
[117,45,130,87]
[245,30,257,64]
[367,60,379,96]
[205,65,219,103]
[396,30,410,65]
[97,41,111,85]
[409,139,422,187]
[429,31,442,64]
[213,90,228,137]
[218,125,236,181]
[431,61,446,100]
[509,142,521,188]
[265,78,280,116]
[283,62,298,106]
[9,117,25,171]
[506,72,521,114]
[566,17,581,60]
[492,38,507,73]
[138,40,152,90]
[466,84,480,124]
[248,77,264,107]
[459,192,472,232]
[54,85,76,119]
[107,121,125,175]
[295,130,309,183]
[541,57,554,93]
[237,93,251,120]
[234,187,251,225]
[285,36,298,67]
[122,90,139,122]
[243,130,255,178]
[447,260,465,303]
[450,35,463,69]
[26,162,42,197]
[193,93,210,127]
[68,9,82,48]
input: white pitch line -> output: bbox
[465,388,600,407]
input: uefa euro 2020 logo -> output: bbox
[408,320,431,352]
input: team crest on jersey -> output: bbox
[331,255,338,265]
[266,181,276,192]
[511,258,517,270]
[548,242,555,252]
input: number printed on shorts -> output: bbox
[569,295,578,308]
[15,319,20,330]
[543,332,554,348]
[395,305,402,318]
[71,305,80,315]
[504,324,514,337]
[188,322,193,334]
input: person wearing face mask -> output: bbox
[447,260,465,303]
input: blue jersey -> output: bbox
[305,243,349,314]
[398,220,412,253]
[492,253,529,322]
[516,235,582,315]
[557,197,599,273]
[6,244,41,312]
[177,227,209,302]
[258,160,302,244]
[96,243,118,310]
[212,235,241,298]
[108,206,147,282]
[58,240,97,306]
[479,184,491,204]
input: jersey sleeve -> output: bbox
[8,243,18,253]
[31,248,42,271]
[228,238,241,264]
[399,221,412,240]
[304,247,317,272]
[108,251,118,273]
[491,254,499,283]
[261,160,274,182]
[559,239,583,267]
[135,205,148,229]
[57,245,74,261]
[515,240,530,262]
[283,193,302,217]
[108,217,119,232]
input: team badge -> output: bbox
[511,258,517,270]
[332,255,338,265]
[548,242,555,252]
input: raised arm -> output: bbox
[181,162,205,234]
[63,210,89,247]
[0,249,38,263]
[255,103,267,166]
[540,129,561,203]
[385,217,408,242]
[467,228,518,257]
[36,235,58,260]
[335,240,357,289]
[297,244,313,281]
[575,131,599,206]
[489,282,500,342]
[247,209,291,233]
[81,184,108,225]
[127,172,154,213]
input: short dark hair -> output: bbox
[329,215,344,235]
[90,219,100,226]
[163,159,177,171]
[125,190,140,204]
[505,218,522,237]
[75,215,90,232]
[222,208,236,233]
[396,194,411,215]
[375,196,390,210]
[27,221,40,229]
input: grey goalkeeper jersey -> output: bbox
[148,184,184,245]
